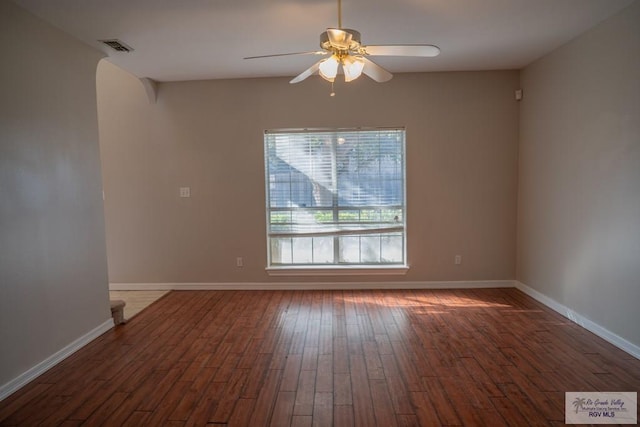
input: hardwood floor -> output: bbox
[1,288,638,426]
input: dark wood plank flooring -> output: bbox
[1,288,638,426]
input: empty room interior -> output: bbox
[1,0,639,425]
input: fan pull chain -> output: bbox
[330,81,336,97]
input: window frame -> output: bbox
[264,127,409,274]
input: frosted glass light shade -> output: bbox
[319,56,339,82]
[343,55,364,82]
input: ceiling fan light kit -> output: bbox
[244,0,440,93]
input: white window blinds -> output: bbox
[265,128,406,266]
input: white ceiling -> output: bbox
[14,0,635,82]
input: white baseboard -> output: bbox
[515,281,640,360]
[0,318,114,402]
[109,280,515,291]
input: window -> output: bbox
[265,128,406,268]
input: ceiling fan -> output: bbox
[244,0,440,87]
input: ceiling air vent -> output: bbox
[99,39,134,53]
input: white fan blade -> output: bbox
[327,28,352,50]
[290,59,323,84]
[363,44,440,57]
[361,57,392,82]
[244,51,327,60]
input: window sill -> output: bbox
[266,265,409,276]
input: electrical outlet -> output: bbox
[179,187,190,198]
[236,257,244,267]
[454,255,462,265]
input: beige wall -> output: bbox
[98,63,519,283]
[518,1,640,346]
[0,2,111,387]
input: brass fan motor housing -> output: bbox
[320,29,362,51]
